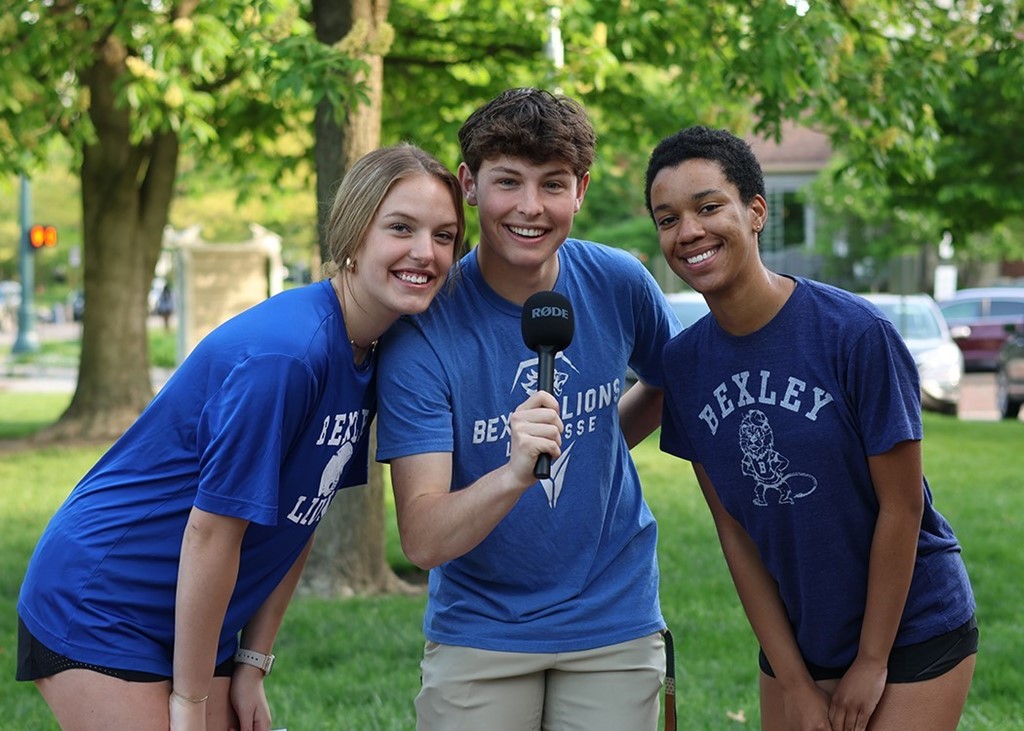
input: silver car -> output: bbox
[664,290,711,329]
[625,290,710,390]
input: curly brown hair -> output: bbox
[458,88,595,180]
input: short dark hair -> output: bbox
[458,88,596,179]
[644,126,765,215]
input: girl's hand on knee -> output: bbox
[828,658,887,731]
[229,670,272,731]
[781,682,833,731]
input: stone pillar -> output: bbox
[165,224,284,360]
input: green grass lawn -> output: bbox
[1,394,1021,729]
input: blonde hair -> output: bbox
[323,143,466,277]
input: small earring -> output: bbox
[344,257,356,273]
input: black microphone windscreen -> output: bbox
[521,291,574,352]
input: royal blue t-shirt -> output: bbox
[660,278,974,668]
[376,239,681,653]
[19,280,375,675]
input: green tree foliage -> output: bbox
[0,2,364,176]
[812,0,1024,278]
[383,0,1001,267]
[0,1,1012,437]
[0,1,365,439]
[893,2,1024,265]
[385,3,978,187]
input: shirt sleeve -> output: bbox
[659,336,697,462]
[195,354,318,525]
[628,265,683,388]
[375,317,455,462]
[846,317,924,456]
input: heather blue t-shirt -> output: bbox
[19,280,374,675]
[376,239,681,653]
[660,277,974,668]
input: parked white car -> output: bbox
[625,290,710,389]
[665,290,711,329]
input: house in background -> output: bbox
[746,124,1024,292]
[747,122,832,281]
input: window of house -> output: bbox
[762,190,806,252]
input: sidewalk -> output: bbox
[1,319,79,393]
[1,319,173,394]
[957,372,1003,422]
[1,365,78,393]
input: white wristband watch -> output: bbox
[234,648,275,676]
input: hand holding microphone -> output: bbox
[521,291,574,479]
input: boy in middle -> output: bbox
[376,87,682,731]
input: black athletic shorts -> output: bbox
[759,615,978,683]
[16,616,236,682]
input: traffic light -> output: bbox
[29,224,58,249]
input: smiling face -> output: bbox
[459,155,588,300]
[649,158,767,299]
[348,174,460,320]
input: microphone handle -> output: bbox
[534,348,555,479]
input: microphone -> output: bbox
[521,290,575,479]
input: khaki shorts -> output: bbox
[415,632,667,731]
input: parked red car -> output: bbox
[938,287,1024,371]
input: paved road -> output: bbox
[957,372,1003,422]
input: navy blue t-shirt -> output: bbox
[660,278,974,668]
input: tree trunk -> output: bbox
[300,0,410,597]
[35,37,177,443]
